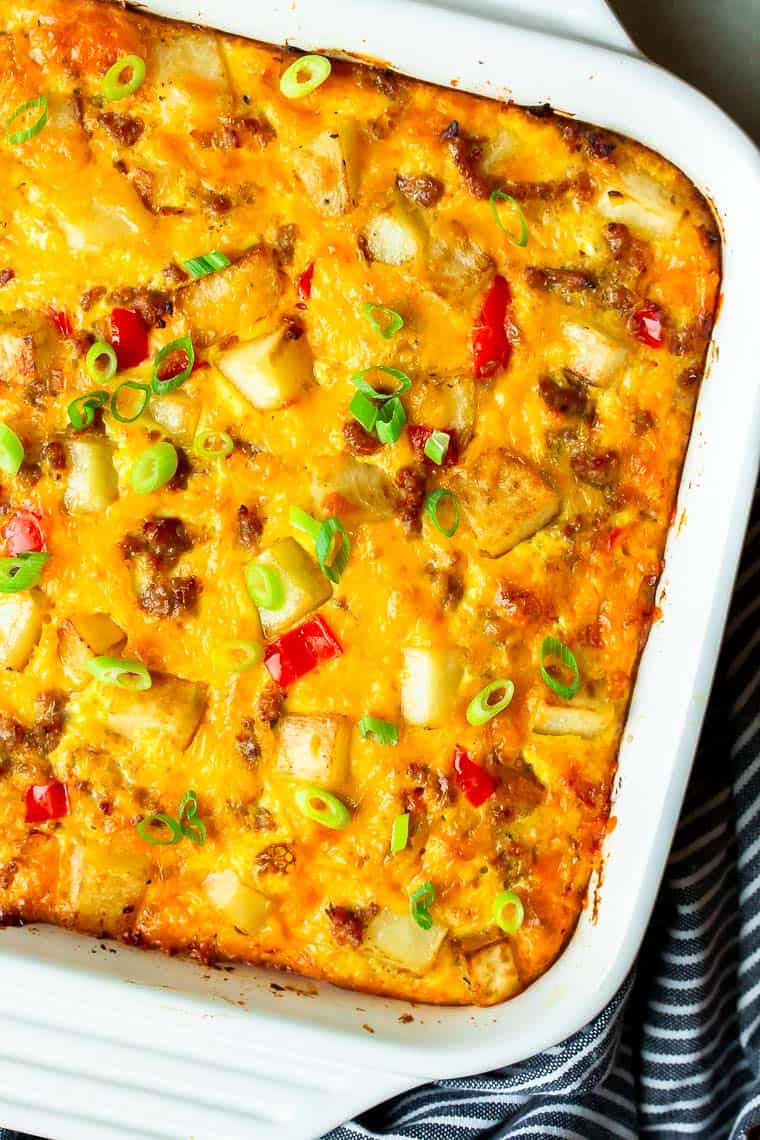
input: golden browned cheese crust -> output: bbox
[0,0,720,1005]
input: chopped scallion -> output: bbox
[489,189,529,247]
[349,390,378,433]
[349,366,412,402]
[0,422,24,476]
[493,889,524,934]
[295,786,350,829]
[151,336,194,395]
[423,429,449,465]
[0,552,50,594]
[193,429,234,458]
[85,341,118,384]
[466,680,515,726]
[5,96,48,146]
[425,488,459,537]
[376,396,406,445]
[102,55,146,102]
[540,636,580,699]
[361,302,404,340]
[316,517,350,584]
[358,716,398,746]
[85,655,152,690]
[177,789,206,847]
[246,562,285,610]
[110,380,150,424]
[409,880,435,931]
[136,813,183,846]
[279,54,332,99]
[289,505,322,542]
[390,812,410,854]
[67,390,109,431]
[183,250,231,279]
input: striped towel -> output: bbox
[2,489,758,1140]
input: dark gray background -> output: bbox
[609,0,759,143]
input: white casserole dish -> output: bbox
[1,2,758,1137]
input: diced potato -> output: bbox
[68,844,151,934]
[532,701,614,738]
[451,448,560,558]
[58,613,125,684]
[103,673,206,750]
[597,169,683,238]
[562,321,627,388]
[150,30,232,127]
[253,537,331,637]
[276,714,351,787]
[405,374,476,445]
[480,128,516,174]
[363,205,426,265]
[428,221,493,300]
[177,246,283,343]
[216,327,313,411]
[0,591,44,670]
[149,393,201,445]
[366,908,447,975]
[401,647,462,728]
[54,195,142,255]
[203,869,269,934]
[311,457,398,519]
[0,309,56,385]
[466,940,521,1004]
[64,438,118,513]
[298,119,361,216]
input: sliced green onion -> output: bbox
[85,341,118,384]
[316,517,350,584]
[67,390,109,431]
[102,55,146,102]
[212,639,264,672]
[0,552,50,594]
[246,562,285,610]
[358,716,398,746]
[409,880,435,931]
[130,441,178,494]
[0,422,24,475]
[376,396,406,445]
[349,366,412,402]
[349,390,378,434]
[289,505,322,542]
[183,250,230,279]
[85,655,152,690]
[361,302,404,340]
[193,429,233,458]
[425,489,459,537]
[540,636,581,700]
[110,380,150,424]
[489,189,529,247]
[424,429,450,465]
[493,889,524,934]
[466,680,515,726]
[390,812,410,854]
[151,336,195,395]
[5,96,48,146]
[136,813,183,846]
[295,786,350,830]
[280,54,332,99]
[177,789,206,847]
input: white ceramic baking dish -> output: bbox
[1,2,759,1138]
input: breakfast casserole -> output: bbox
[0,0,720,1005]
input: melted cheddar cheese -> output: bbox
[0,0,720,1005]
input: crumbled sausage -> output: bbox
[80,286,106,312]
[41,440,67,471]
[237,503,263,549]
[252,806,275,831]
[525,266,597,297]
[598,282,637,318]
[571,449,620,488]
[442,123,493,199]
[395,465,426,536]
[495,582,544,624]
[162,263,188,287]
[678,365,700,389]
[167,446,191,491]
[396,173,445,207]
[98,112,144,147]
[0,268,15,288]
[497,172,593,202]
[538,376,588,417]
[405,761,456,809]
[326,904,377,948]
[138,576,199,617]
[191,125,240,149]
[236,718,261,765]
[107,287,172,328]
[632,408,655,435]
[257,685,283,727]
[256,843,296,874]
[667,311,713,356]
[205,190,232,215]
[559,118,617,159]
[343,420,380,456]
[275,223,298,265]
[28,691,67,755]
[441,571,464,610]
[16,462,41,488]
[142,516,192,568]
[0,716,28,762]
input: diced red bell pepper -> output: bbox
[472,275,513,379]
[3,509,46,556]
[109,307,149,370]
[453,745,497,807]
[264,615,343,688]
[407,425,460,467]
[49,308,74,338]
[607,525,627,552]
[25,781,70,823]
[631,302,665,348]
[296,262,315,303]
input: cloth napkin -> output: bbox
[2,490,758,1140]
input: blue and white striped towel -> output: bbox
[3,488,758,1140]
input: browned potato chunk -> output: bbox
[0,310,56,385]
[177,246,283,343]
[67,843,151,935]
[298,120,361,216]
[58,614,125,685]
[0,592,44,670]
[311,456,398,518]
[216,326,313,410]
[466,940,521,1004]
[276,714,351,787]
[532,701,614,738]
[451,448,560,557]
[428,221,493,300]
[366,908,447,974]
[103,673,205,750]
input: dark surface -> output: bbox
[609,0,760,143]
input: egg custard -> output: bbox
[0,0,720,1004]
